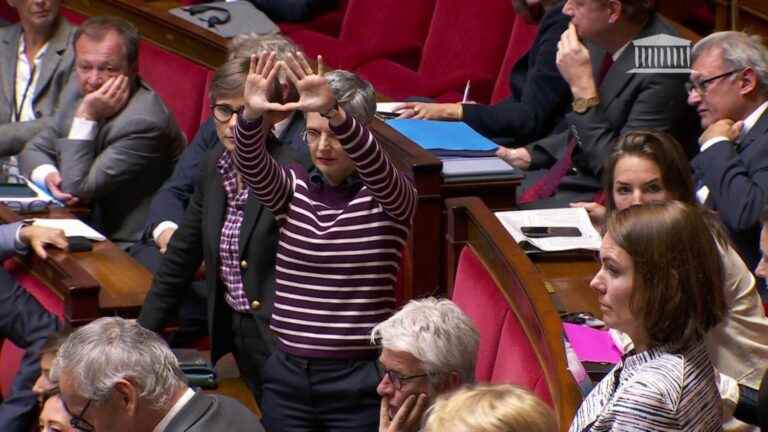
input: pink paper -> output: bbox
[563,323,622,364]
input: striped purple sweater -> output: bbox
[234,113,417,358]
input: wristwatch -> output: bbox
[320,101,340,119]
[572,96,600,114]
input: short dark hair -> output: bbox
[604,129,694,214]
[74,16,140,66]
[607,201,726,352]
[40,328,74,357]
[593,0,652,25]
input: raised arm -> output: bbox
[233,53,294,215]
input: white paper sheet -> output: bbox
[494,207,601,252]
[29,219,106,241]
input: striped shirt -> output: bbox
[569,343,721,431]
[234,113,417,358]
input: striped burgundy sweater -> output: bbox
[234,113,417,358]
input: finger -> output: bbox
[249,54,259,77]
[397,109,416,119]
[98,76,117,95]
[262,52,277,78]
[255,52,268,76]
[66,196,79,206]
[316,55,325,76]
[265,59,280,85]
[391,102,411,111]
[405,393,428,427]
[280,64,302,88]
[277,101,302,112]
[379,397,390,430]
[31,241,47,260]
[285,54,306,81]
[392,394,416,427]
[294,52,312,75]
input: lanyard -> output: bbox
[12,64,36,122]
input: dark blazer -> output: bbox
[526,14,698,190]
[142,113,306,237]
[0,18,77,156]
[165,391,265,432]
[462,3,571,144]
[138,136,308,364]
[19,78,186,246]
[692,107,768,270]
[0,224,59,432]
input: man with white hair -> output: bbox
[688,31,768,298]
[371,297,480,432]
[50,317,264,432]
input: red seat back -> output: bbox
[416,0,515,103]
[491,15,539,104]
[138,40,210,142]
[452,246,553,404]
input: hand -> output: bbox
[75,75,131,121]
[700,119,743,146]
[44,172,79,206]
[155,227,176,254]
[19,225,68,259]
[243,52,285,120]
[379,394,428,432]
[556,23,597,99]
[394,102,461,120]
[281,53,337,116]
[570,202,607,229]
[496,146,531,170]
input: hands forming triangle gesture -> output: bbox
[242,51,340,122]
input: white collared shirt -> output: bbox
[14,36,47,122]
[152,387,195,432]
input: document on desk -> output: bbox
[29,219,106,241]
[386,119,497,156]
[494,207,601,252]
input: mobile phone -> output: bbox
[521,226,582,238]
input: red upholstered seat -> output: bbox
[451,246,553,405]
[490,15,539,104]
[290,0,435,70]
[278,0,349,37]
[138,40,210,143]
[356,0,515,104]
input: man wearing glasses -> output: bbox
[689,31,768,297]
[371,298,479,432]
[50,317,264,432]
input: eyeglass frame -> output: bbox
[377,363,433,390]
[685,68,743,96]
[69,398,95,432]
[211,104,245,123]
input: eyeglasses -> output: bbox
[377,364,430,390]
[69,399,95,432]
[211,104,244,123]
[302,129,338,144]
[2,200,50,214]
[685,68,742,95]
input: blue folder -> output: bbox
[386,119,498,156]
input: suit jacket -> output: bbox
[19,78,186,245]
[142,112,307,238]
[165,391,264,432]
[462,3,571,144]
[526,14,698,190]
[0,223,60,432]
[138,136,308,364]
[0,18,76,157]
[692,107,768,270]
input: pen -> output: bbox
[462,80,471,103]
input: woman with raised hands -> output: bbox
[232,51,417,431]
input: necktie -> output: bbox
[519,53,614,204]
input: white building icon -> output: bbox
[628,33,692,74]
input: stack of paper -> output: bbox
[441,157,523,183]
[30,219,106,241]
[494,207,601,252]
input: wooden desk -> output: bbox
[0,205,152,325]
[716,0,768,38]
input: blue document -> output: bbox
[386,119,498,153]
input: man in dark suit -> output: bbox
[394,0,571,146]
[689,31,768,297]
[0,221,67,431]
[50,317,264,432]
[500,0,697,207]
[19,16,185,248]
[138,56,311,402]
[0,0,77,157]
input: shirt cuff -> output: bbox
[30,164,59,189]
[13,222,29,255]
[700,136,729,152]
[718,371,740,417]
[68,117,98,140]
[152,221,179,244]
